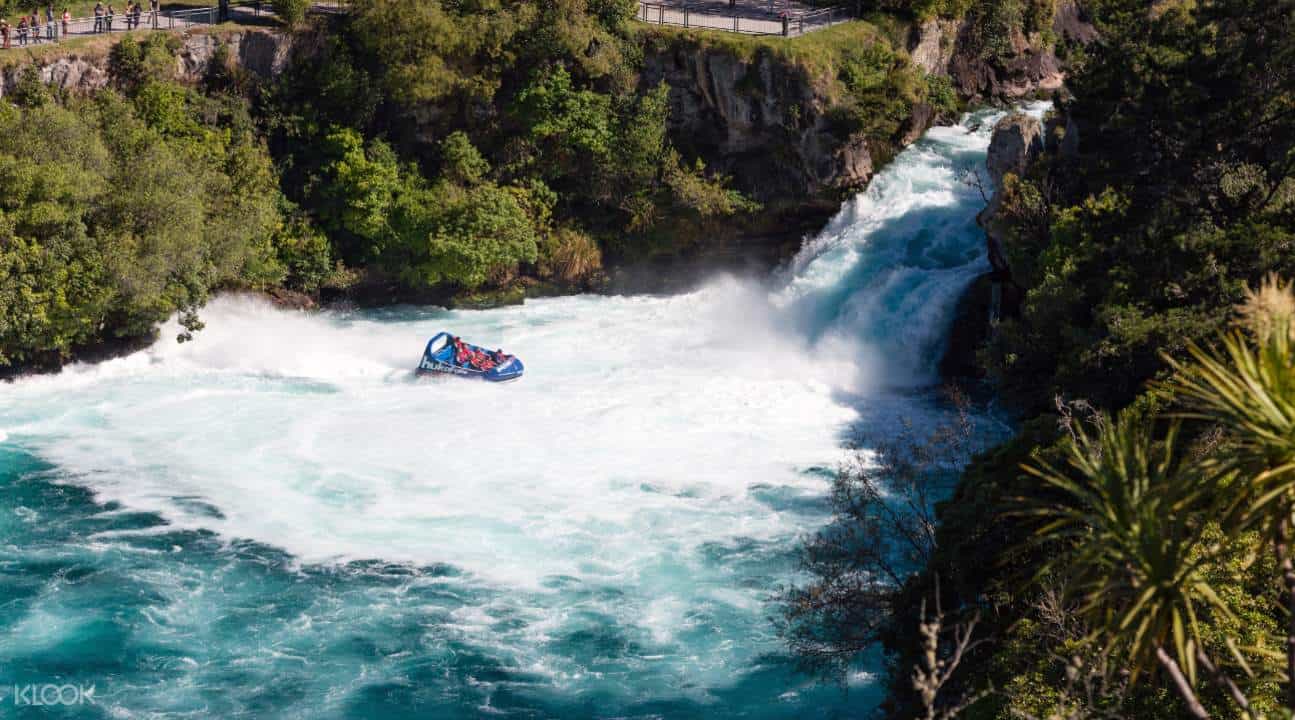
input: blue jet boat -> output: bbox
[417,332,524,383]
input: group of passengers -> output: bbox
[0,6,64,46]
[451,337,510,372]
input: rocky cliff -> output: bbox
[909,0,1098,103]
[640,44,875,207]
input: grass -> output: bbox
[633,19,892,68]
[631,19,899,101]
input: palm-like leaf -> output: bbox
[1024,413,1230,684]
[1164,315,1295,534]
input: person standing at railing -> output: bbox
[94,2,104,32]
[1,19,10,50]
[150,0,158,28]
[105,3,114,31]
[29,12,41,43]
[17,16,27,44]
[62,8,70,37]
[125,1,135,29]
[45,4,55,41]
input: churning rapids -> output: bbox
[0,105,1039,719]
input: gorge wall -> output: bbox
[908,0,1097,103]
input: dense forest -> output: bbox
[780,0,1295,717]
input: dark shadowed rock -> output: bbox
[899,103,937,146]
[1053,0,1099,44]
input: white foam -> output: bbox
[1,283,857,590]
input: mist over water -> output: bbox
[0,105,1034,718]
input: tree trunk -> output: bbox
[1156,646,1210,719]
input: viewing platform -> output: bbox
[636,0,847,36]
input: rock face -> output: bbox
[177,29,297,81]
[1053,0,1099,44]
[35,57,111,94]
[908,18,958,77]
[973,112,1044,329]
[641,46,879,203]
[948,25,1065,101]
[916,0,1098,103]
[0,28,294,98]
[985,113,1044,187]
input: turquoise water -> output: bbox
[0,106,1033,718]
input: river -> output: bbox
[0,104,1041,718]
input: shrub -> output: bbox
[538,227,603,286]
[272,0,310,26]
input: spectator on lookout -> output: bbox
[61,8,69,37]
[105,3,114,31]
[45,5,55,41]
[93,2,104,32]
[150,0,158,28]
[1,19,10,49]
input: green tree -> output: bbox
[398,182,539,290]
[439,131,489,186]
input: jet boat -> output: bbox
[416,332,524,383]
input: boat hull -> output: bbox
[416,333,524,383]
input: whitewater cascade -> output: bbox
[0,105,1041,718]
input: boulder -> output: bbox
[985,113,1044,187]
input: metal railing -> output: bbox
[636,1,845,36]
